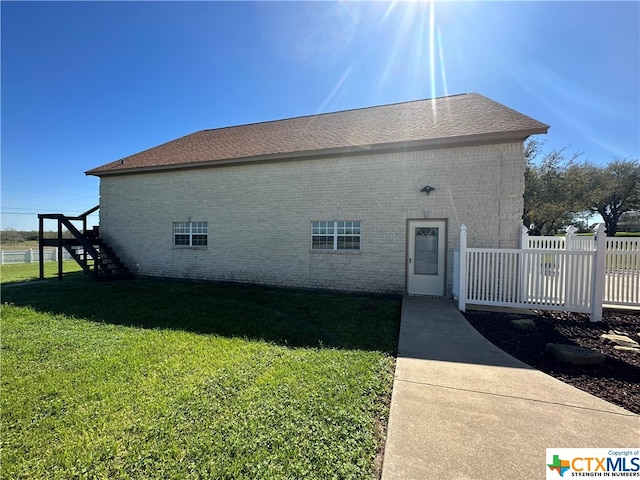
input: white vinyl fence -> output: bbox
[603,237,639,306]
[1,248,73,265]
[525,228,596,251]
[455,224,639,321]
[524,229,639,307]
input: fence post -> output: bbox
[520,225,529,249]
[518,226,528,303]
[590,223,606,322]
[453,250,460,300]
[458,224,467,312]
[29,248,34,263]
[565,225,577,251]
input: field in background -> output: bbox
[1,240,41,250]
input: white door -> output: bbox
[407,220,446,296]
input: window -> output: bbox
[312,221,360,251]
[174,222,208,247]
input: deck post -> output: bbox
[38,215,45,279]
[57,219,63,280]
[590,224,606,322]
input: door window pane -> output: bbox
[414,227,438,275]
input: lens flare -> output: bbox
[316,1,450,113]
[379,1,449,109]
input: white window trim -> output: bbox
[311,221,361,252]
[173,221,208,248]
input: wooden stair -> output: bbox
[63,236,133,281]
[38,206,133,281]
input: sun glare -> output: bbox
[313,1,451,115]
[381,1,449,113]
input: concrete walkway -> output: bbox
[381,297,639,480]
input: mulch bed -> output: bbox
[463,308,640,415]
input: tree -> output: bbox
[572,159,640,236]
[523,139,581,235]
[1,228,24,244]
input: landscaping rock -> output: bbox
[613,346,640,354]
[465,308,640,415]
[545,343,606,366]
[600,333,640,349]
[510,319,536,331]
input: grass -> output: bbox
[1,261,84,283]
[1,265,400,479]
[1,240,40,250]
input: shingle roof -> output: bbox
[86,93,548,176]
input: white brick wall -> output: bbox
[99,142,525,294]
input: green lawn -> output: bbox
[0,240,41,250]
[1,266,400,479]
[1,260,83,283]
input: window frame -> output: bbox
[311,221,361,252]
[173,221,208,248]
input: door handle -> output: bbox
[409,258,412,263]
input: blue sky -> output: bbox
[2,1,639,231]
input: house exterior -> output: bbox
[618,211,640,232]
[86,93,548,296]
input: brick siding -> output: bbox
[99,142,525,295]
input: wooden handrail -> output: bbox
[38,205,99,220]
[79,205,100,217]
[59,218,101,260]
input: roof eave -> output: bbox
[85,126,549,177]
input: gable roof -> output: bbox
[86,93,548,176]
